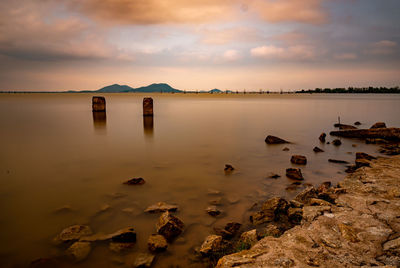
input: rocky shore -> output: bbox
[215,156,400,267]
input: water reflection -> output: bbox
[92,111,107,133]
[143,116,154,138]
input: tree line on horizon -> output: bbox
[296,86,400,94]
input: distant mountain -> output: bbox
[97,84,134,93]
[132,83,181,93]
[209,89,222,93]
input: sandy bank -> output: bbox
[216,156,400,268]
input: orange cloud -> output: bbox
[251,0,327,24]
[251,45,316,60]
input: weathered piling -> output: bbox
[92,96,106,112]
[143,97,153,116]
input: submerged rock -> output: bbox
[109,242,135,253]
[54,225,93,244]
[356,152,376,161]
[285,168,304,180]
[290,155,307,165]
[313,146,324,153]
[147,234,168,252]
[265,135,290,144]
[224,164,235,172]
[156,211,184,241]
[266,172,281,179]
[131,253,155,268]
[354,121,361,125]
[328,159,349,164]
[66,242,91,262]
[109,227,137,243]
[332,139,342,146]
[319,133,326,143]
[123,178,145,185]
[370,122,387,129]
[282,147,290,151]
[144,202,178,213]
[206,205,222,217]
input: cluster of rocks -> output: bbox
[215,156,400,267]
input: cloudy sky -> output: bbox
[0,0,399,91]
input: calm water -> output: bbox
[1,93,399,267]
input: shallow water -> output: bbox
[0,93,399,267]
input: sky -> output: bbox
[0,0,399,91]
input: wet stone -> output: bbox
[144,202,178,213]
[156,211,184,241]
[109,227,137,243]
[319,133,326,143]
[313,146,324,153]
[147,234,168,252]
[131,253,155,268]
[200,235,223,256]
[124,177,145,185]
[206,205,222,217]
[239,229,258,247]
[282,147,290,151]
[328,159,349,164]
[286,168,304,180]
[224,164,235,172]
[265,135,290,144]
[290,155,307,165]
[109,242,135,253]
[54,225,92,244]
[66,242,91,262]
[332,139,342,146]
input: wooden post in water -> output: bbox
[92,96,106,112]
[143,97,153,116]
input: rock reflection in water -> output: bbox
[92,111,107,132]
[143,115,154,138]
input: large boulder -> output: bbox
[290,155,307,165]
[265,135,290,144]
[286,168,304,180]
[250,197,288,225]
[147,234,168,252]
[156,212,184,241]
[54,225,92,244]
[200,235,223,256]
[370,122,387,129]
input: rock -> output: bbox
[328,159,349,164]
[309,198,332,206]
[354,121,361,125]
[345,165,357,173]
[383,237,400,251]
[287,207,303,224]
[282,147,290,151]
[156,211,184,241]
[338,223,359,242]
[54,225,92,244]
[319,133,326,142]
[332,139,342,146]
[131,253,155,268]
[370,122,387,129]
[356,152,376,161]
[257,223,283,238]
[302,205,331,222]
[214,222,242,239]
[338,124,358,130]
[290,155,307,165]
[92,96,106,112]
[206,205,222,217]
[330,128,400,141]
[144,202,178,213]
[147,234,168,252]
[200,235,223,256]
[109,227,137,243]
[294,187,318,204]
[313,146,324,153]
[267,172,281,179]
[317,181,331,193]
[109,242,135,253]
[265,135,290,144]
[286,168,304,180]
[289,200,303,208]
[66,242,91,262]
[224,164,235,172]
[250,197,288,225]
[124,177,145,185]
[355,159,371,168]
[366,138,389,144]
[239,229,258,247]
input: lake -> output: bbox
[0,93,399,267]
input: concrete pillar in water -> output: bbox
[92,96,106,112]
[143,97,153,116]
